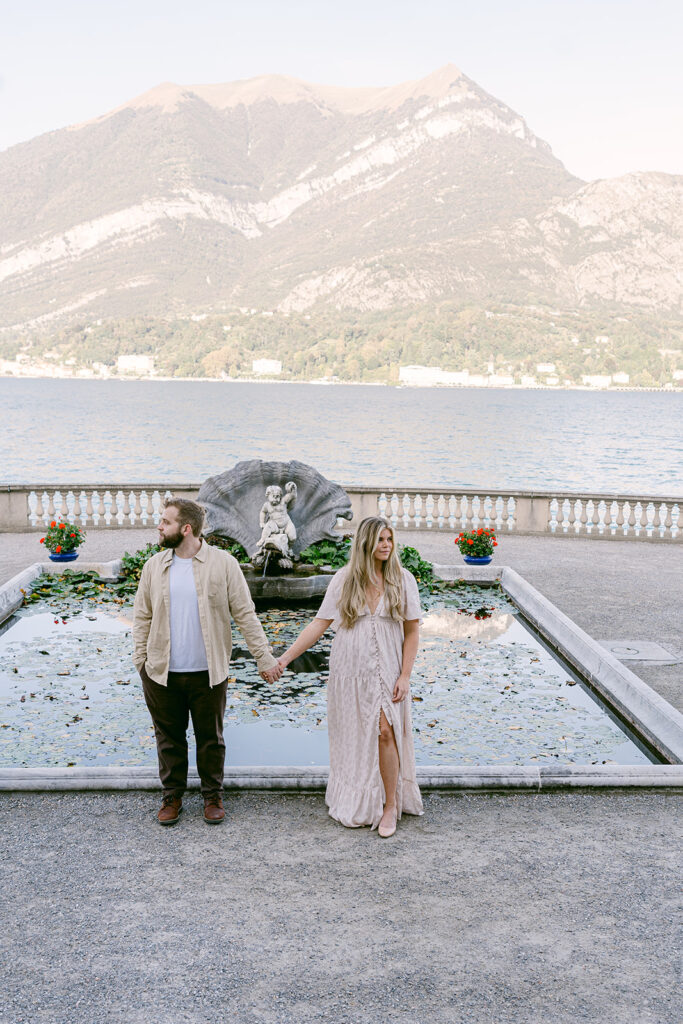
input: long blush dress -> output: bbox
[316,565,424,828]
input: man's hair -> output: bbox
[163,497,205,538]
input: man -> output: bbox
[133,497,281,826]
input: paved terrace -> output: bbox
[1,530,681,1023]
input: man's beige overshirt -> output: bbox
[133,542,277,686]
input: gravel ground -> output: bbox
[1,789,681,1024]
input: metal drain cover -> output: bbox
[599,641,681,664]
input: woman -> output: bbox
[277,517,424,837]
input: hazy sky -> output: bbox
[2,0,681,181]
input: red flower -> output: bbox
[467,539,474,546]
[59,524,66,529]
[493,541,498,546]
[477,528,483,535]
[56,545,62,553]
[50,520,56,527]
[70,533,76,538]
[40,537,45,544]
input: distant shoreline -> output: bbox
[0,371,678,394]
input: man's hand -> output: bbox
[261,663,282,684]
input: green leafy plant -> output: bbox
[39,519,86,554]
[299,536,351,569]
[120,542,160,583]
[455,529,498,558]
[398,545,449,596]
[204,534,250,562]
[22,570,118,608]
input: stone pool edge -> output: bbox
[1,560,682,792]
[1,764,681,792]
[498,567,683,765]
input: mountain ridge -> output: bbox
[0,65,681,333]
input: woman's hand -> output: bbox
[392,674,410,702]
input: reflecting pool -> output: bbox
[0,584,655,768]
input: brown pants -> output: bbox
[142,669,228,798]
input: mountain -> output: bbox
[0,64,681,331]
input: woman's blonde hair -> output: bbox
[338,517,404,629]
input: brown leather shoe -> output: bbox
[157,795,183,826]
[203,795,225,824]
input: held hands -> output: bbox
[260,656,290,684]
[392,675,410,703]
[261,662,283,684]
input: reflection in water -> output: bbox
[422,609,513,642]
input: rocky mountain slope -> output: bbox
[0,65,681,330]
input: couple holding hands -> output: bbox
[133,498,424,837]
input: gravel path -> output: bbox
[1,789,681,1024]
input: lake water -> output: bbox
[1,378,681,493]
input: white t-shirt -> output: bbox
[168,554,209,672]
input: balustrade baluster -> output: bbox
[425,493,434,528]
[385,492,396,528]
[626,502,636,537]
[401,493,411,528]
[137,491,147,524]
[549,498,559,534]
[121,491,132,525]
[652,503,663,538]
[414,493,424,528]
[446,495,456,529]
[577,500,588,535]
[110,490,120,526]
[85,491,95,526]
[638,503,649,536]
[615,501,625,537]
[507,496,516,532]
[663,503,673,539]
[47,491,57,521]
[34,491,45,527]
[94,491,106,525]
[465,495,474,531]
[72,491,82,523]
[436,495,445,528]
[589,501,600,534]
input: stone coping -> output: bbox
[1,559,683,790]
[1,764,681,792]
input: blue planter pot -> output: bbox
[463,554,493,565]
[48,550,79,563]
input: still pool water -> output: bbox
[0,586,654,768]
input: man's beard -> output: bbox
[160,529,184,549]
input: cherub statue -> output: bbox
[252,481,298,569]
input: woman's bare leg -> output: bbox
[378,709,399,830]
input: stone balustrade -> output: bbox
[0,483,680,541]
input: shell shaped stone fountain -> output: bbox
[198,460,353,599]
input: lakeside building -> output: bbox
[582,374,612,388]
[252,358,282,375]
[399,365,469,386]
[117,354,154,375]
